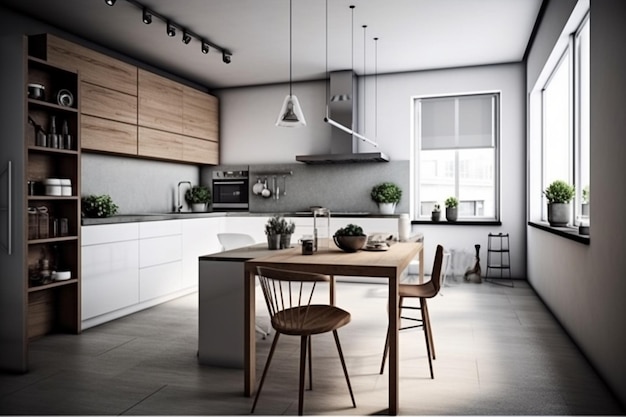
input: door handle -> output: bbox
[0,160,11,255]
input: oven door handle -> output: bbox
[214,180,247,185]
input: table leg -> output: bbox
[244,266,255,397]
[419,248,424,281]
[388,271,399,415]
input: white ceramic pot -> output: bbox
[191,203,206,212]
[378,203,396,215]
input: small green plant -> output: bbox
[82,194,118,218]
[582,185,590,204]
[445,196,459,208]
[432,203,441,212]
[334,224,365,237]
[544,180,575,204]
[264,215,295,235]
[185,185,211,204]
[370,182,402,204]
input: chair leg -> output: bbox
[420,298,434,379]
[251,332,281,413]
[380,297,403,374]
[308,336,313,390]
[333,330,356,408]
[422,299,436,359]
[298,335,308,416]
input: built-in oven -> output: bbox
[211,170,249,211]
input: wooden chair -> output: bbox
[380,244,446,379]
[251,266,356,415]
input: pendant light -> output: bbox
[276,0,306,127]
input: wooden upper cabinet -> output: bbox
[182,136,219,165]
[81,82,137,125]
[138,69,183,134]
[29,33,137,96]
[182,86,219,142]
[82,115,138,156]
[138,126,183,161]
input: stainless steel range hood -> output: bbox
[296,70,389,164]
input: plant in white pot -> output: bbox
[544,180,575,226]
[581,185,590,216]
[445,196,459,222]
[185,185,211,212]
[371,182,402,215]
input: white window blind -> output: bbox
[421,94,495,150]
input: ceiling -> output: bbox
[2,0,544,90]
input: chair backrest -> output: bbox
[256,266,331,332]
[217,233,256,251]
[430,245,446,293]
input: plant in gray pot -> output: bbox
[544,180,575,226]
[280,218,296,249]
[371,182,402,215]
[431,203,441,222]
[185,185,211,212]
[445,196,459,222]
[265,215,285,250]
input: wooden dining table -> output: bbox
[243,239,424,415]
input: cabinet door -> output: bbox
[182,218,222,289]
[182,136,219,165]
[182,86,218,141]
[40,34,137,96]
[138,69,183,133]
[82,114,137,155]
[138,126,183,161]
[81,81,137,125]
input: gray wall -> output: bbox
[526,0,626,406]
[215,63,527,278]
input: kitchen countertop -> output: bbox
[81,211,402,226]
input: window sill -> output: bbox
[412,220,502,226]
[528,221,590,244]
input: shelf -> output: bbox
[28,195,78,201]
[28,236,78,245]
[28,98,78,113]
[28,145,78,155]
[28,278,78,293]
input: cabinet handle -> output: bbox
[0,160,11,255]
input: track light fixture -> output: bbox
[112,0,232,64]
[166,21,176,37]
[182,31,192,44]
[142,8,152,24]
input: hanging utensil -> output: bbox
[252,177,264,195]
[282,175,287,196]
[261,178,271,198]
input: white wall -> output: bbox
[526,0,626,406]
[216,63,527,278]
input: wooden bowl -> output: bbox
[333,235,367,252]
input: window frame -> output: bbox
[412,91,501,223]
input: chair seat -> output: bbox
[272,305,351,336]
[399,281,438,298]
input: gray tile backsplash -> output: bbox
[203,161,409,214]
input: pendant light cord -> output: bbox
[374,37,378,139]
[363,24,367,136]
[289,0,293,97]
[325,0,329,105]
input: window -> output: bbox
[538,14,590,227]
[414,93,499,220]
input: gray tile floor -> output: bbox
[0,277,623,415]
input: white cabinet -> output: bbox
[182,217,223,290]
[138,220,182,302]
[81,223,140,327]
[222,216,268,243]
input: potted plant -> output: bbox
[581,185,590,216]
[81,194,118,218]
[544,180,575,226]
[265,215,295,250]
[185,184,211,212]
[431,203,441,222]
[280,218,296,249]
[333,224,367,252]
[444,196,459,222]
[371,182,402,214]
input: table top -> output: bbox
[245,240,423,278]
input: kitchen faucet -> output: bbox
[177,181,192,212]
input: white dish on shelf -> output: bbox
[52,271,71,281]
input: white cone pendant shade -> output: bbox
[276,94,306,127]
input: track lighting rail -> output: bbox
[108,0,232,63]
